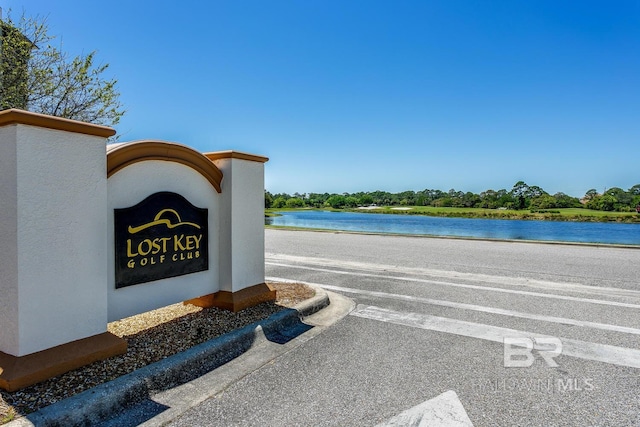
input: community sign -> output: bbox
[114,192,209,288]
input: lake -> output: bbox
[266,210,640,246]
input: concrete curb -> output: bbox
[8,287,330,427]
[291,286,331,317]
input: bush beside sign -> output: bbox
[114,191,209,288]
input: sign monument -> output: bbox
[0,109,274,391]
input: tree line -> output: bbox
[265,181,640,213]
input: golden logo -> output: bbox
[128,209,201,234]
[115,192,208,288]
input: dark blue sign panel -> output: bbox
[114,192,208,288]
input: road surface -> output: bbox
[168,229,640,426]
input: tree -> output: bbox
[0,11,124,126]
[345,196,359,208]
[307,193,328,208]
[0,19,31,109]
[325,195,346,209]
[272,197,287,209]
[461,191,481,208]
[528,185,546,199]
[264,191,273,209]
[552,192,582,208]
[529,194,557,210]
[358,194,374,206]
[605,187,632,210]
[583,189,599,201]
[595,194,617,211]
[510,181,530,210]
[479,190,499,209]
[285,197,304,208]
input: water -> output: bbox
[266,210,640,246]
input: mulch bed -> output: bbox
[0,282,315,424]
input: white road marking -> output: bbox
[266,253,640,300]
[351,304,640,369]
[266,277,640,336]
[375,390,474,427]
[266,262,640,309]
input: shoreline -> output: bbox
[264,225,640,250]
[266,207,640,224]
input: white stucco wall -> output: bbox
[0,126,19,355]
[1,123,266,359]
[107,160,220,321]
[2,124,108,357]
[212,157,266,292]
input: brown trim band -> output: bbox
[185,283,276,312]
[0,332,126,392]
[107,140,223,193]
[205,150,269,163]
[0,109,116,138]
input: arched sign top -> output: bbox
[107,140,223,193]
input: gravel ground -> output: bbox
[0,282,315,425]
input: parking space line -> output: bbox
[266,262,640,309]
[351,304,640,369]
[266,277,640,336]
[266,253,640,299]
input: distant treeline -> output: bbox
[266,181,640,212]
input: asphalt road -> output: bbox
[167,230,640,427]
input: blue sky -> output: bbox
[4,1,639,197]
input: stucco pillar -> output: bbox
[186,151,275,311]
[0,109,126,391]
